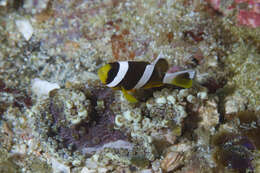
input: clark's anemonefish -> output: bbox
[98,53,196,103]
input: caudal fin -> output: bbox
[162,70,196,88]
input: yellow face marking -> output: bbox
[98,64,111,84]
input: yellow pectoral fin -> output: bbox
[121,88,138,103]
[171,76,193,88]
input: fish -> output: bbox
[98,53,196,103]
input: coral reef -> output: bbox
[0,0,259,172]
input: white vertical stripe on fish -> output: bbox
[133,64,155,89]
[106,61,129,87]
[133,53,164,89]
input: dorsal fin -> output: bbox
[152,52,169,77]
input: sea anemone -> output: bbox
[30,85,127,164]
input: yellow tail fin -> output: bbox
[163,70,195,88]
[171,76,193,88]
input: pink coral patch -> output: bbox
[237,10,260,28]
[207,0,260,28]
